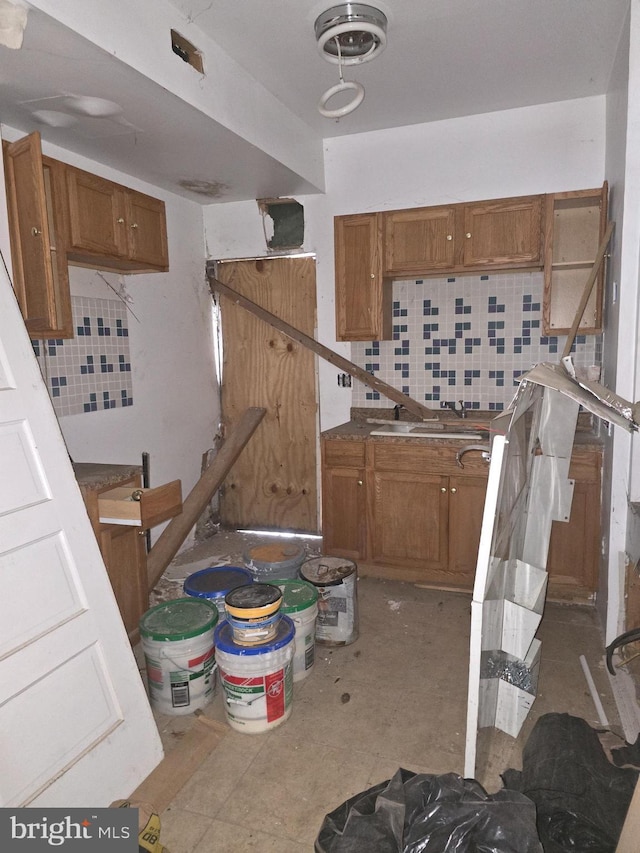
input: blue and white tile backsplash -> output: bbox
[33,296,133,417]
[352,272,600,411]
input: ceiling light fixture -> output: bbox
[314,4,387,119]
[315,3,387,65]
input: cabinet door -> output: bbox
[370,469,448,572]
[547,479,600,599]
[334,213,391,341]
[3,132,58,334]
[384,206,456,274]
[98,525,148,642]
[448,474,487,588]
[125,189,169,269]
[66,167,127,257]
[322,465,367,559]
[463,196,542,267]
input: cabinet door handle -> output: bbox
[130,222,139,229]
[31,226,42,237]
[446,234,452,241]
[450,487,457,494]
[369,273,375,279]
[465,232,472,239]
[357,480,363,486]
[116,217,125,224]
[440,486,447,493]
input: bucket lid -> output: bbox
[215,613,295,655]
[140,597,218,641]
[300,557,357,587]
[244,542,305,568]
[184,566,253,599]
[225,583,283,619]
[273,578,319,613]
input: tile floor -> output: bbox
[140,533,621,853]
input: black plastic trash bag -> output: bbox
[502,713,639,853]
[315,768,543,853]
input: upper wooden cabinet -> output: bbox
[334,212,392,341]
[3,131,169,338]
[66,165,169,272]
[384,205,456,274]
[462,195,543,268]
[542,184,608,335]
[3,133,73,338]
[383,195,543,276]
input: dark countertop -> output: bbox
[73,462,142,490]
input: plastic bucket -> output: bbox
[300,557,359,646]
[244,542,306,581]
[275,578,318,681]
[215,615,295,733]
[224,582,283,645]
[183,565,253,618]
[140,597,218,716]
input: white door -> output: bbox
[0,263,163,806]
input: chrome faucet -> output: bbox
[442,400,467,419]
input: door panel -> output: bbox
[0,261,162,806]
[217,257,318,532]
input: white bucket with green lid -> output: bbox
[275,578,318,681]
[139,597,218,716]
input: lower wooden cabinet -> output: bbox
[321,435,601,599]
[321,438,367,559]
[322,437,489,590]
[75,464,183,642]
[97,524,148,642]
[546,448,601,600]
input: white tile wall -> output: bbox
[352,271,599,411]
[32,296,133,417]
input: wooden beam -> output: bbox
[616,775,640,853]
[146,406,266,590]
[561,220,614,360]
[207,270,438,421]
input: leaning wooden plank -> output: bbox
[146,406,266,589]
[129,723,224,813]
[561,220,614,360]
[616,775,640,853]
[208,271,437,421]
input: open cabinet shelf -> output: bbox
[542,184,608,336]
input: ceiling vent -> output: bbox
[314,4,387,65]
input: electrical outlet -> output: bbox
[337,373,351,388]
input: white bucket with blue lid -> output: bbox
[215,615,295,733]
[139,597,218,716]
[183,565,253,618]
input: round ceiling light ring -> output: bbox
[318,79,365,118]
[317,21,386,65]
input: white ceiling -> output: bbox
[0,0,629,203]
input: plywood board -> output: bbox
[216,257,318,532]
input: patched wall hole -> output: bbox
[171,30,204,73]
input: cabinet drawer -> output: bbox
[372,442,490,475]
[98,479,182,528]
[323,439,366,468]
